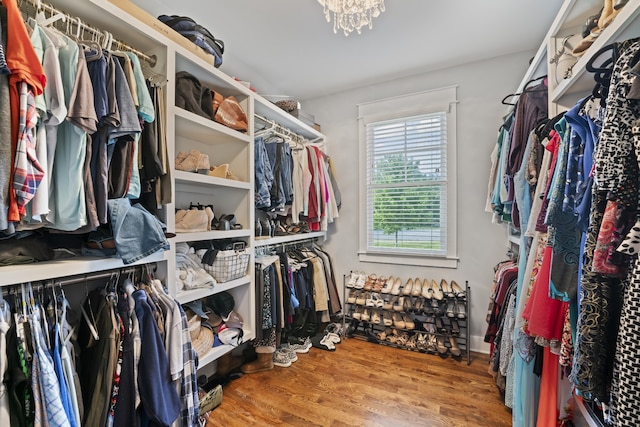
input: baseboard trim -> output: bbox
[470,334,490,354]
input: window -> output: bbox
[358,87,458,267]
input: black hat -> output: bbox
[206,291,235,318]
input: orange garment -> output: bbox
[4,0,46,222]
[536,346,560,427]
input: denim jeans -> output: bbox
[107,198,169,264]
[254,137,273,209]
[265,140,285,211]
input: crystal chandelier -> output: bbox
[317,0,386,36]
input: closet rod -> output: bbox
[257,236,321,254]
[21,0,157,67]
[254,113,307,145]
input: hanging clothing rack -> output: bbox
[0,262,157,295]
[255,235,321,256]
[254,113,308,146]
[20,0,157,67]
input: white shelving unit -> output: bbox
[1,0,330,372]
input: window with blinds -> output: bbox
[366,112,447,256]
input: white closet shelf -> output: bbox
[0,250,168,286]
[173,230,251,244]
[175,275,251,305]
[254,231,327,248]
[198,327,255,367]
[174,48,253,97]
[552,1,640,103]
[173,107,252,144]
[254,95,323,141]
[173,170,251,190]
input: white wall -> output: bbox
[304,50,535,352]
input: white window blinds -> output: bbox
[366,112,447,255]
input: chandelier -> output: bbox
[317,0,386,36]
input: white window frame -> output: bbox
[357,86,458,268]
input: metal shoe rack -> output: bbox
[341,273,471,364]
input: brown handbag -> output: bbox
[214,96,248,132]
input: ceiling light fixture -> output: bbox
[317,0,385,36]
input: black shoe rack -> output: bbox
[341,272,471,365]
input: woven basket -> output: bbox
[202,245,250,283]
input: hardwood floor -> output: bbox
[205,337,512,426]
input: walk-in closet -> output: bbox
[1,0,638,426]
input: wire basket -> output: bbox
[202,244,250,283]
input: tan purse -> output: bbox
[214,96,248,132]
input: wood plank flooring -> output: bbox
[205,337,511,427]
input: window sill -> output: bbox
[357,252,459,268]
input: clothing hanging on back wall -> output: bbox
[485,37,640,427]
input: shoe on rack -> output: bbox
[416,333,427,352]
[411,279,422,297]
[414,297,424,315]
[371,309,381,325]
[440,279,453,298]
[176,149,210,173]
[449,335,461,357]
[390,277,402,295]
[406,333,417,350]
[402,278,413,296]
[354,273,366,289]
[455,300,467,319]
[353,306,364,320]
[450,319,460,335]
[403,314,415,330]
[382,311,393,327]
[347,290,357,304]
[381,276,394,293]
[383,296,395,311]
[403,296,413,313]
[355,292,366,306]
[436,335,448,355]
[445,300,455,318]
[363,274,376,291]
[347,271,360,288]
[393,296,404,312]
[451,281,466,298]
[373,276,386,293]
[421,278,432,299]
[392,312,405,329]
[361,308,371,323]
[430,280,444,300]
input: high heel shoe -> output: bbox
[448,335,461,357]
[445,300,455,318]
[402,278,413,296]
[403,296,413,313]
[347,290,357,304]
[371,309,381,324]
[411,278,422,297]
[403,314,415,330]
[440,279,453,298]
[382,311,393,326]
[383,296,395,311]
[451,280,466,298]
[413,297,424,314]
[421,278,432,299]
[392,312,405,329]
[355,292,366,306]
[393,296,405,312]
[430,280,444,300]
[381,276,394,293]
[450,318,460,335]
[390,277,402,295]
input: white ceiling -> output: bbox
[130,0,563,100]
